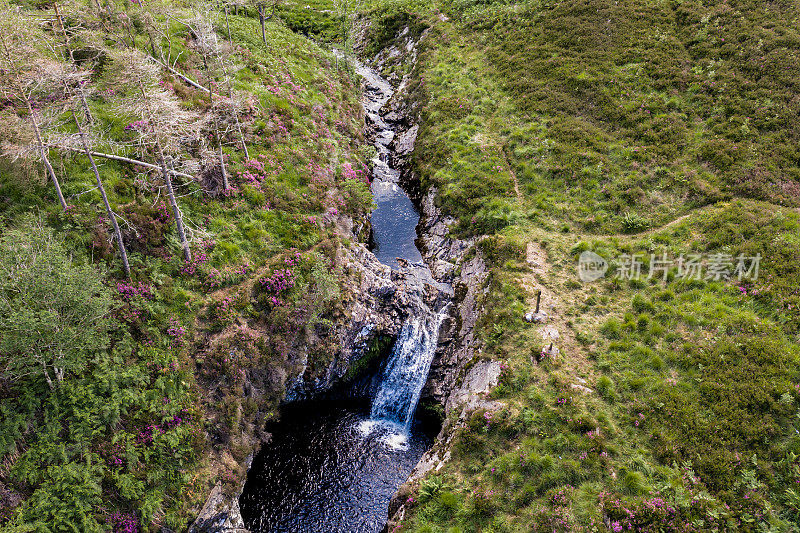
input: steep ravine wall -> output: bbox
[363,24,505,530]
[188,25,498,533]
[188,248,412,532]
[188,240,432,532]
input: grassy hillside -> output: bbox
[1,0,799,531]
[369,0,800,531]
[0,0,369,529]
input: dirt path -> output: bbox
[518,240,596,390]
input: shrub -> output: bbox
[0,219,112,389]
[648,335,799,492]
[596,376,615,402]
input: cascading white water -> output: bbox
[347,53,449,442]
[370,310,447,430]
[242,53,448,533]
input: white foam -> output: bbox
[380,431,409,451]
[356,419,410,451]
[357,419,379,436]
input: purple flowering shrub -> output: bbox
[109,511,139,533]
[252,250,304,311]
[114,281,154,325]
[598,480,729,532]
[206,290,248,332]
[531,486,579,531]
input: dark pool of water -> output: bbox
[370,180,423,269]
[239,401,434,533]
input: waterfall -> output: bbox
[345,53,450,439]
[370,309,447,430]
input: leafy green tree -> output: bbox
[0,219,112,389]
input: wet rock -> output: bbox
[383,111,404,123]
[373,284,396,299]
[284,244,409,402]
[422,249,487,403]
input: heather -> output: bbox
[368,0,800,531]
[0,0,366,529]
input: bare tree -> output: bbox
[54,22,131,278]
[252,0,280,47]
[221,0,233,43]
[187,11,230,190]
[211,23,251,161]
[0,8,68,210]
[53,3,94,125]
[225,87,250,160]
[187,7,253,170]
[46,4,132,278]
[138,3,211,94]
[112,49,201,262]
[334,0,363,63]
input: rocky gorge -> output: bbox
[187,24,503,533]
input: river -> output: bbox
[239,58,446,533]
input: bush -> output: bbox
[648,335,799,492]
[0,218,112,389]
[596,376,615,402]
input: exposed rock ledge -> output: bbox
[188,483,248,533]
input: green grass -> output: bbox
[0,1,370,529]
[366,0,800,531]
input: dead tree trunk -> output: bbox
[257,3,267,46]
[148,56,210,94]
[203,55,228,190]
[72,113,131,278]
[224,5,232,43]
[230,86,249,160]
[54,3,94,126]
[53,147,193,178]
[0,34,68,210]
[158,146,192,262]
[217,134,228,189]
[220,61,249,160]
[30,110,68,210]
[138,83,192,262]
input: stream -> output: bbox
[239,59,447,532]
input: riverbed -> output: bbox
[239,58,443,533]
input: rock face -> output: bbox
[188,483,248,533]
[283,243,409,401]
[418,187,486,405]
[375,28,490,408]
